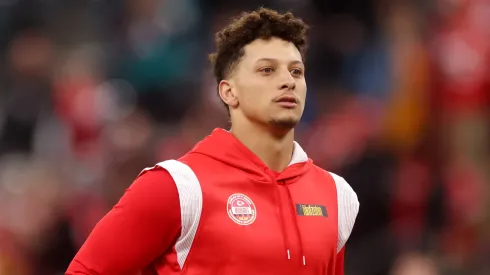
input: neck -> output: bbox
[230,118,295,172]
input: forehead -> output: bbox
[241,37,302,64]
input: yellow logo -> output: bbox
[296,204,327,217]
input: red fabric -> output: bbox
[67,129,349,275]
[271,170,281,177]
[66,168,181,275]
[335,247,345,275]
[174,129,341,274]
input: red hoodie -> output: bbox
[66,128,359,275]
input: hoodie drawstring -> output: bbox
[274,184,292,260]
[283,181,306,266]
[275,178,306,266]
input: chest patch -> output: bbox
[227,193,257,225]
[296,204,328,217]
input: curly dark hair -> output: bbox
[209,7,309,110]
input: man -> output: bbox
[66,7,359,275]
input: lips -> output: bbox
[275,95,298,104]
[275,95,298,108]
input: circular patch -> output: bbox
[227,193,257,225]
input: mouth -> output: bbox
[275,95,298,108]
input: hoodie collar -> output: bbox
[290,140,308,166]
[188,128,310,183]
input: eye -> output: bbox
[259,67,275,74]
[291,68,303,76]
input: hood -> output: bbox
[188,128,312,266]
[187,128,311,183]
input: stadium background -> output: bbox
[0,0,489,274]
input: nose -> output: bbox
[278,70,295,91]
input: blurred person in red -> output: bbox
[66,7,359,275]
[429,0,490,270]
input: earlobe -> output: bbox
[218,80,238,108]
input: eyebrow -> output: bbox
[255,58,304,66]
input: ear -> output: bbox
[218,79,239,108]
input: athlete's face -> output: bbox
[219,37,307,131]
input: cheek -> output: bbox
[242,92,268,115]
[298,85,307,103]
[238,82,270,110]
[298,81,307,98]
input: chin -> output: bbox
[268,116,300,129]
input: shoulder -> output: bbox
[327,172,359,207]
[139,159,202,191]
[310,165,359,203]
[139,160,203,213]
[132,165,175,194]
[112,165,182,226]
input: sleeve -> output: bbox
[66,168,181,275]
[329,172,360,252]
[334,247,346,275]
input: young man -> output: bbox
[66,7,359,275]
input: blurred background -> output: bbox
[0,0,489,274]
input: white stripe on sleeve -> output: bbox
[329,172,360,253]
[156,160,203,269]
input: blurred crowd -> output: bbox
[0,0,489,274]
